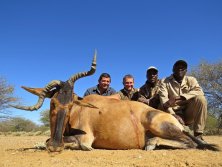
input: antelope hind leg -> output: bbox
[145,137,189,151]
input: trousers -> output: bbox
[175,95,207,134]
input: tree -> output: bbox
[0,117,39,132]
[190,60,222,131]
[40,109,50,127]
[0,77,18,119]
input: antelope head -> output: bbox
[11,51,97,152]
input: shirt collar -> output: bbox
[96,85,110,95]
[145,80,159,87]
[122,88,136,94]
[169,74,187,86]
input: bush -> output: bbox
[204,114,221,135]
[0,117,39,132]
[206,114,218,129]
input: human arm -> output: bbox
[180,76,204,100]
[158,78,176,114]
[138,94,159,106]
[83,89,90,97]
[109,87,117,95]
[138,96,149,104]
[138,85,153,105]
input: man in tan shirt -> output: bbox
[159,60,207,141]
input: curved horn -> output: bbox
[11,80,63,111]
[21,86,44,96]
[68,50,97,86]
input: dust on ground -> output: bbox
[0,135,222,167]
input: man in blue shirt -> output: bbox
[83,73,116,97]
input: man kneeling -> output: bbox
[159,60,207,141]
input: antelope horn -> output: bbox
[68,50,97,86]
[21,86,44,97]
[11,80,63,111]
[21,86,58,98]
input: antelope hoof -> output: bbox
[80,144,93,151]
[145,144,156,151]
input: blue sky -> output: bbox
[1,0,222,124]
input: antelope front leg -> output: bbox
[63,136,81,150]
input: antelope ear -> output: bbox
[73,100,98,109]
[21,86,57,98]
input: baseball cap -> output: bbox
[173,60,188,69]
[147,66,158,72]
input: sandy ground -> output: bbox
[0,135,222,167]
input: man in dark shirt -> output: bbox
[117,74,139,101]
[138,66,160,109]
[83,73,116,97]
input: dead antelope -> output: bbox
[11,52,220,152]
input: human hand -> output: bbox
[174,96,186,105]
[138,97,149,105]
[163,97,176,109]
[149,96,160,108]
[164,96,186,109]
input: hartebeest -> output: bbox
[12,52,219,152]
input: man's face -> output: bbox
[123,77,134,91]
[147,69,158,84]
[173,64,187,80]
[98,77,111,90]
